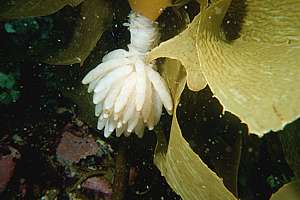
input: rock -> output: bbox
[0,146,21,193]
[56,124,99,164]
[81,176,112,197]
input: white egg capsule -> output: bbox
[82,12,173,138]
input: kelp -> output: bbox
[150,0,300,199]
[175,87,245,196]
[0,0,112,66]
[270,180,300,200]
[44,0,112,65]
[0,0,84,20]
[148,0,300,136]
[154,59,237,200]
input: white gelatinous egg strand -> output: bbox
[82,11,173,138]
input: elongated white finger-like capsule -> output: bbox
[152,89,163,125]
[114,113,120,121]
[94,65,133,93]
[124,130,131,137]
[95,103,103,117]
[114,72,136,113]
[141,76,152,122]
[135,59,147,111]
[116,124,127,137]
[104,119,112,138]
[127,111,140,132]
[102,49,129,62]
[88,77,100,93]
[108,118,117,132]
[103,80,124,111]
[93,88,109,104]
[122,95,136,125]
[135,118,145,138]
[146,67,173,114]
[97,116,107,130]
[82,58,131,84]
[147,109,155,130]
[117,121,123,128]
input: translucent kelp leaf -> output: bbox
[0,0,84,20]
[148,0,300,136]
[176,88,244,196]
[154,59,237,200]
[44,0,111,65]
[147,13,207,91]
[270,180,300,200]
